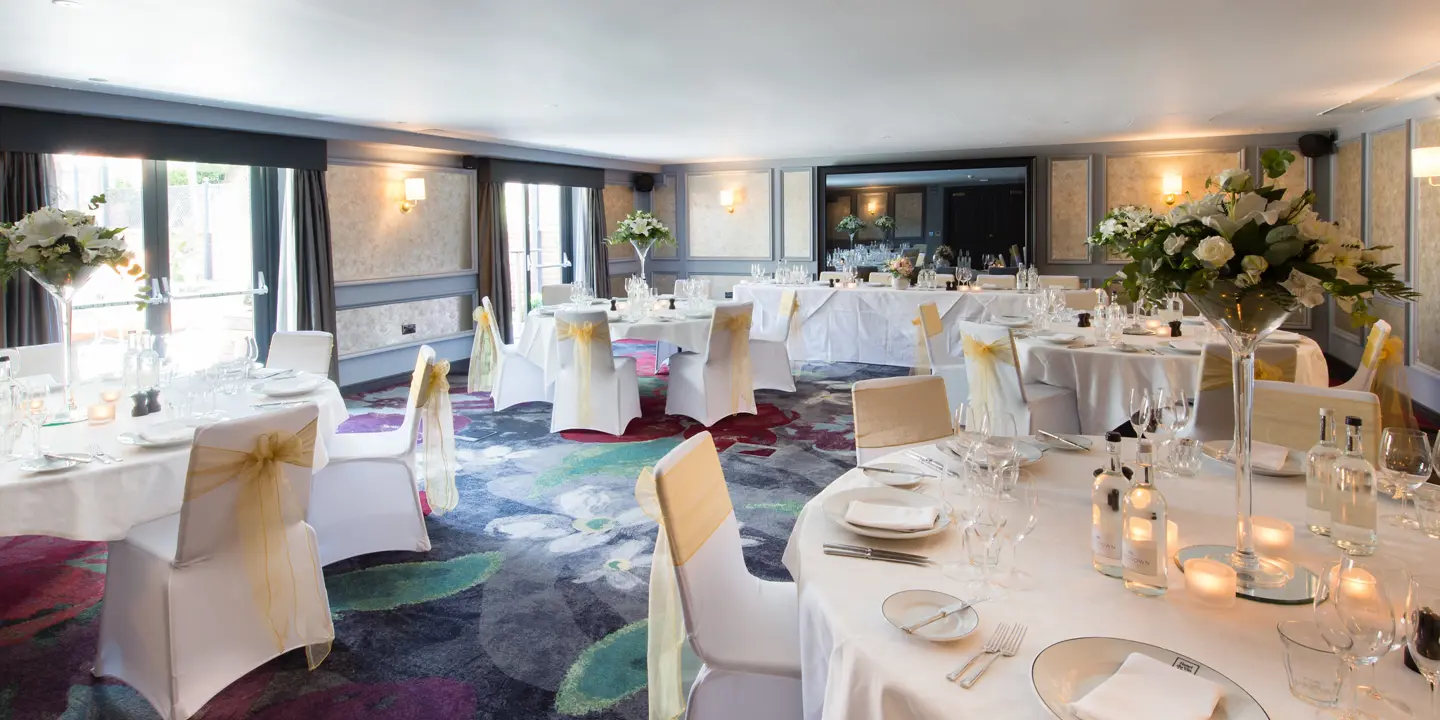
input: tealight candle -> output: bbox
[1252,516,1294,556]
[1145,318,1162,331]
[87,403,115,425]
[1184,558,1237,609]
[100,389,122,404]
[844,281,857,289]
[28,399,44,413]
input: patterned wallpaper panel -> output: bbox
[1048,158,1090,261]
[1333,139,1363,235]
[651,176,677,259]
[856,192,888,241]
[783,169,814,259]
[826,196,852,241]
[1368,126,1408,276]
[895,192,924,239]
[1104,150,1242,262]
[328,164,474,283]
[336,294,473,357]
[1264,149,1309,196]
[687,171,771,258]
[604,184,636,261]
[1416,118,1440,369]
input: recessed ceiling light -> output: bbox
[422,128,445,133]
[52,0,83,7]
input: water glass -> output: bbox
[1415,484,1440,539]
[1278,620,1342,707]
[1379,427,1433,529]
[1164,437,1202,476]
[1406,574,1440,720]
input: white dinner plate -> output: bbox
[1263,330,1303,344]
[1201,440,1306,477]
[259,375,325,398]
[1039,332,1080,344]
[684,310,711,319]
[1122,326,1152,336]
[19,456,79,473]
[881,590,979,642]
[1031,637,1269,720]
[938,438,1044,467]
[861,462,924,487]
[1108,342,1143,353]
[120,423,198,449]
[821,487,952,540]
[1167,340,1204,354]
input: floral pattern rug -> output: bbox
[0,344,901,719]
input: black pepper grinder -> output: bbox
[1077,312,1091,328]
[668,297,677,311]
[610,298,617,312]
[828,278,836,288]
[1169,320,1183,337]
[145,388,161,414]
[130,392,150,418]
[946,280,956,291]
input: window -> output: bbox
[165,162,255,369]
[503,183,575,331]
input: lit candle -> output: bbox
[1184,558,1237,609]
[86,403,115,425]
[1252,516,1294,557]
[844,281,857,289]
[1340,568,1378,601]
[100,389,122,404]
[1157,325,1172,338]
[1145,318,1162,332]
[1167,520,1179,560]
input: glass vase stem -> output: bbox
[58,294,77,414]
[1231,349,1258,565]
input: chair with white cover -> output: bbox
[974,274,1017,289]
[867,271,891,284]
[0,342,64,388]
[1188,342,1300,443]
[1335,319,1392,393]
[308,346,434,566]
[1065,291,1100,311]
[853,375,954,465]
[954,320,1080,434]
[94,405,334,720]
[750,290,797,393]
[666,302,758,427]
[266,331,334,376]
[540,283,573,306]
[475,296,549,410]
[818,271,847,284]
[550,308,641,435]
[1038,275,1081,289]
[914,302,968,411]
[646,432,802,720]
[1252,382,1382,464]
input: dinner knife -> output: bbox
[858,465,939,479]
[1036,429,1087,451]
[904,452,949,474]
[822,548,929,567]
[824,543,932,564]
[902,600,972,633]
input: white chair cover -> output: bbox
[266,331,334,376]
[95,405,334,720]
[647,432,802,720]
[1336,319,1392,393]
[974,274,1017,289]
[1038,275,1081,289]
[666,302,757,427]
[541,283,573,306]
[1252,381,1382,464]
[2,342,64,387]
[853,375,954,465]
[1065,291,1101,311]
[481,296,550,409]
[309,346,433,565]
[817,271,847,283]
[1188,342,1300,443]
[750,290,797,393]
[867,272,891,283]
[955,320,1080,434]
[551,308,641,435]
[914,302,969,411]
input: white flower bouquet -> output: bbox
[0,195,140,289]
[605,210,674,250]
[835,215,866,235]
[1087,150,1415,324]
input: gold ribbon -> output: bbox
[468,307,498,393]
[961,333,1016,414]
[780,290,802,347]
[636,467,686,720]
[1372,337,1417,431]
[719,311,755,414]
[183,418,332,669]
[556,319,598,424]
[911,303,944,376]
[419,359,459,515]
[1361,326,1389,370]
[1199,346,1296,391]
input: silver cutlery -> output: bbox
[948,623,1014,681]
[904,451,949,474]
[822,547,929,567]
[251,400,308,409]
[859,464,939,479]
[44,452,93,464]
[960,623,1027,688]
[1036,429,1086,451]
[902,600,972,633]
[824,543,932,564]
[87,443,122,464]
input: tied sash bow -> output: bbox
[419,359,460,515]
[1372,337,1417,431]
[961,334,1015,413]
[468,307,498,393]
[184,418,332,669]
[556,319,599,423]
[719,312,755,414]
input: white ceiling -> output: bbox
[1,0,1438,165]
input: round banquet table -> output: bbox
[782,439,1432,720]
[1013,328,1328,434]
[514,309,713,385]
[0,377,347,542]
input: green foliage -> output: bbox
[605,210,674,249]
[1260,148,1297,180]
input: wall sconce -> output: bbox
[718,189,736,213]
[866,200,879,215]
[1161,174,1182,205]
[400,177,426,213]
[1413,147,1440,186]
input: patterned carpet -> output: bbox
[0,345,901,719]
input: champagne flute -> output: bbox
[1315,556,1399,720]
[1379,428,1433,529]
[996,473,1039,591]
[1128,388,1152,439]
[1408,574,1440,720]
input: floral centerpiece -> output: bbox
[873,215,895,241]
[606,210,674,283]
[0,195,142,419]
[884,255,915,289]
[1088,150,1416,593]
[932,245,956,267]
[835,215,866,247]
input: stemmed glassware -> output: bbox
[1314,555,1404,720]
[1377,428,1433,529]
[1407,574,1440,720]
[23,385,47,461]
[996,473,1039,591]
[1128,388,1153,439]
[1153,387,1190,471]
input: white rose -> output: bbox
[1280,269,1326,308]
[1240,255,1268,276]
[1163,235,1187,255]
[1098,218,1120,237]
[1215,169,1253,192]
[1193,236,1235,267]
[15,207,71,248]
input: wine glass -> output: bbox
[996,473,1039,591]
[1378,428,1433,529]
[965,496,1009,601]
[1315,555,1400,719]
[1128,388,1152,439]
[1408,574,1440,720]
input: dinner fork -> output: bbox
[947,622,1012,681]
[960,623,1027,688]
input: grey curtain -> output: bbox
[477,182,513,342]
[583,187,611,296]
[0,152,60,347]
[293,168,340,381]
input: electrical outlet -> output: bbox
[401,323,417,335]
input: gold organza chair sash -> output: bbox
[853,377,953,449]
[183,418,332,669]
[1198,348,1296,391]
[1373,337,1417,431]
[556,319,599,423]
[419,359,460,515]
[961,333,1015,412]
[779,290,802,349]
[636,467,686,720]
[911,304,943,375]
[468,307,498,393]
[718,312,754,414]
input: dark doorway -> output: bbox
[943,183,1027,261]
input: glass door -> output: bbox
[164,162,255,370]
[503,182,574,332]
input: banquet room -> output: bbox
[3,1,1440,719]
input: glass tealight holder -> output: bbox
[1414,484,1440,539]
[1277,620,1342,707]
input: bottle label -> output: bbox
[1092,514,1120,563]
[1122,539,1164,584]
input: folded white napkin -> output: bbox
[1069,652,1223,720]
[140,424,196,445]
[1251,441,1290,472]
[843,501,938,532]
[263,376,322,395]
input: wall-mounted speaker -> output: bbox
[1298,133,1336,158]
[633,173,656,192]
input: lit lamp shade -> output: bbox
[1413,147,1440,180]
[404,177,427,202]
[1161,174,1183,203]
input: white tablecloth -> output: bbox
[0,379,348,541]
[782,440,1432,720]
[1016,331,1328,433]
[733,284,1093,367]
[515,311,713,385]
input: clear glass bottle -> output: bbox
[1305,408,1341,537]
[1331,416,1378,555]
[0,358,23,456]
[1122,438,1169,596]
[121,330,141,394]
[1092,431,1128,578]
[137,331,161,391]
